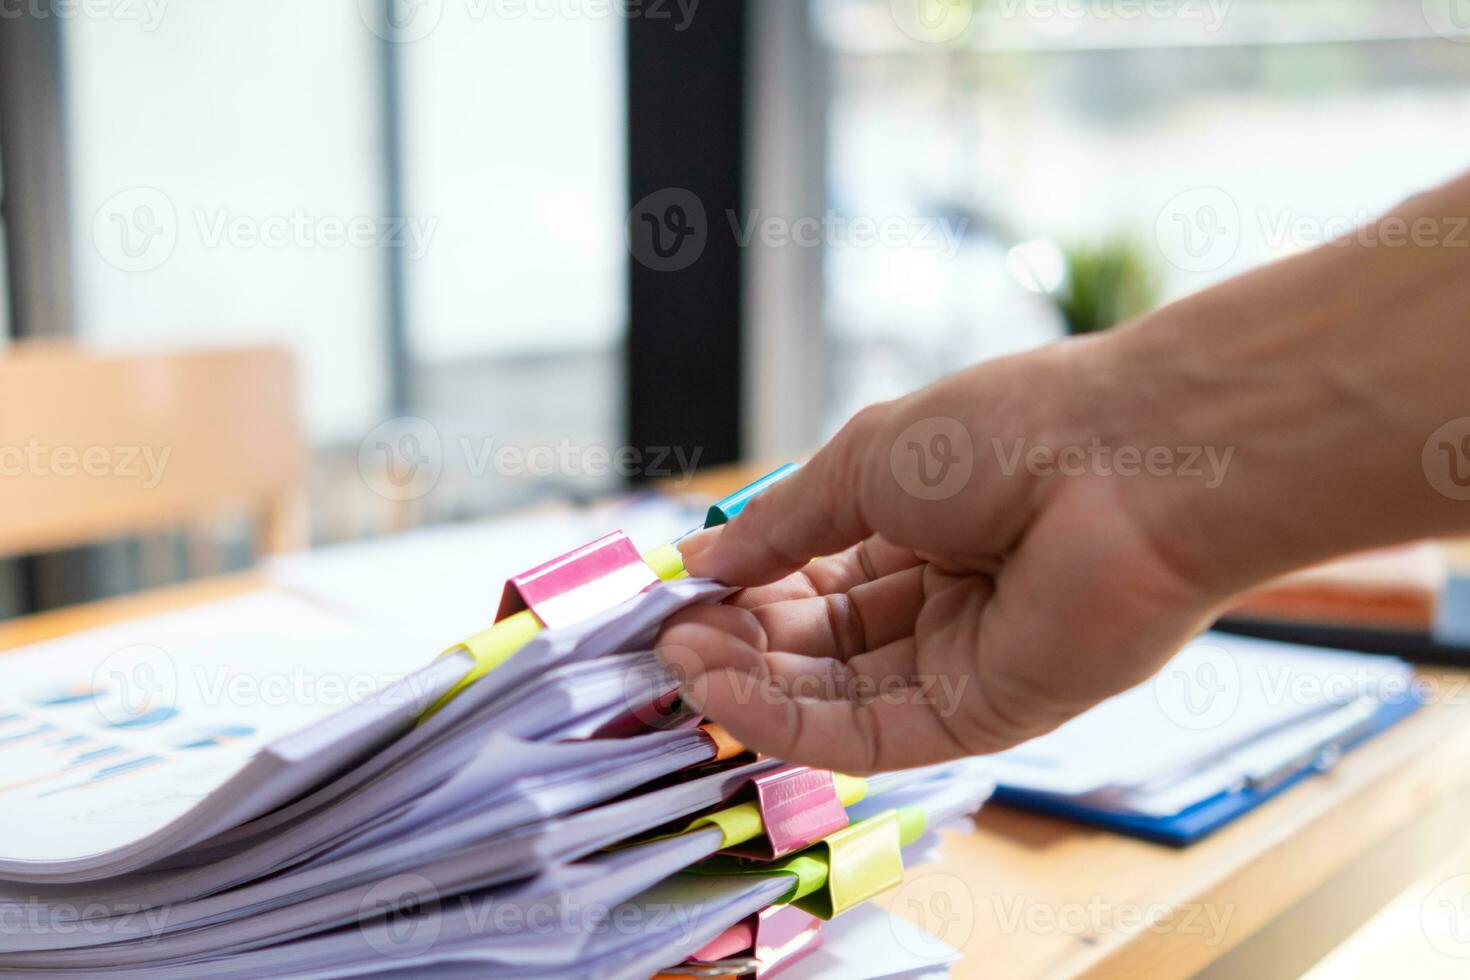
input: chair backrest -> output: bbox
[0,344,305,559]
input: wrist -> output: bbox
[1087,294,1319,596]
[1091,207,1470,596]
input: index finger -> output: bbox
[684,408,888,586]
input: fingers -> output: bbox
[730,536,922,608]
[749,566,928,662]
[673,661,975,774]
[681,407,889,586]
[661,566,928,664]
[655,603,767,679]
[654,571,998,774]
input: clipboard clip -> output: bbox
[1244,738,1347,794]
[1242,698,1378,794]
[496,529,659,630]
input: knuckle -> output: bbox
[822,593,867,660]
[845,401,892,439]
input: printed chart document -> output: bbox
[0,590,463,880]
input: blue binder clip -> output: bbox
[704,463,799,528]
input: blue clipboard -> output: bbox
[991,694,1422,846]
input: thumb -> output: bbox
[682,406,887,586]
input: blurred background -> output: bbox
[2,0,1469,615]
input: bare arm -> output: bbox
[654,171,1470,774]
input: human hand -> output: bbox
[655,171,1470,774]
[655,339,1232,774]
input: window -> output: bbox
[398,3,629,514]
[809,0,1470,428]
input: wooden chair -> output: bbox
[0,344,306,560]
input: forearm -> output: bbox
[1098,170,1470,597]
[662,172,1470,768]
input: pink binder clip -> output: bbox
[685,905,824,978]
[724,765,850,860]
[752,906,824,977]
[496,530,659,630]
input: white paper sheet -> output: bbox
[782,903,960,979]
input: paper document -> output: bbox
[0,591,457,879]
[989,631,1417,820]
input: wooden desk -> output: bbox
[5,502,1470,978]
[891,680,1470,979]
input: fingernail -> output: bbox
[677,527,724,574]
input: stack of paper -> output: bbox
[0,565,994,978]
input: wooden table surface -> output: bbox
[5,471,1470,979]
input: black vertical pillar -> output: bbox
[625,1,747,480]
[0,12,78,614]
[0,12,74,340]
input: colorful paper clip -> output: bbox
[721,766,851,860]
[496,529,659,630]
[689,805,925,921]
[704,463,799,528]
[679,905,824,978]
[803,809,907,919]
[685,770,867,856]
[420,535,685,722]
[426,462,805,722]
